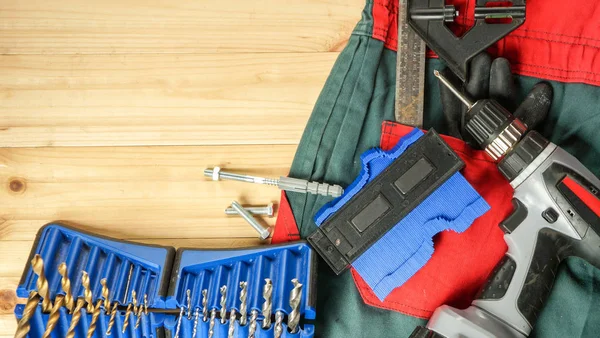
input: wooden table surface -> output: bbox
[0,0,363,335]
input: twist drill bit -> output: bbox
[144,294,149,315]
[43,263,76,338]
[122,290,136,333]
[135,293,147,329]
[14,291,40,338]
[86,279,108,338]
[274,311,284,338]
[107,263,134,335]
[31,254,52,312]
[192,307,200,338]
[228,308,236,338]
[208,308,217,338]
[66,298,86,338]
[287,279,303,333]
[239,281,248,326]
[106,304,118,335]
[66,271,92,338]
[42,294,65,338]
[174,306,185,338]
[248,309,259,338]
[261,279,273,329]
[187,289,193,319]
[81,271,94,313]
[102,278,111,313]
[202,289,208,322]
[220,285,228,324]
[133,290,143,329]
[58,263,75,311]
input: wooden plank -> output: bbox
[0,53,337,147]
[0,0,362,54]
[0,145,297,241]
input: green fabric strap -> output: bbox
[288,26,600,337]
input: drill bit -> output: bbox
[66,298,86,338]
[187,289,193,319]
[58,262,75,311]
[228,308,236,338]
[202,289,208,322]
[248,309,259,338]
[43,263,75,338]
[86,279,108,338]
[66,271,93,338]
[107,263,134,335]
[102,278,111,313]
[132,290,143,329]
[82,271,94,313]
[261,278,273,329]
[174,306,185,338]
[14,291,40,338]
[274,311,284,338]
[192,307,200,338]
[208,308,217,338]
[136,293,148,329]
[239,281,248,326]
[220,285,227,324]
[287,279,303,333]
[144,294,149,315]
[122,290,136,333]
[31,254,52,312]
[42,294,65,338]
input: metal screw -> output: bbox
[231,201,271,240]
[205,166,278,185]
[225,203,274,217]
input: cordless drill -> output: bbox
[411,71,600,338]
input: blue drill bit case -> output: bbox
[14,222,317,338]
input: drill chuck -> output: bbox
[465,99,527,160]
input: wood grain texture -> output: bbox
[0,0,360,334]
[0,53,338,147]
[0,145,296,240]
[0,0,362,54]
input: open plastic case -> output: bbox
[14,223,317,338]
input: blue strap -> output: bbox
[314,128,490,300]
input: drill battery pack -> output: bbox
[15,223,317,338]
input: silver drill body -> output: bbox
[187,289,193,319]
[192,307,200,338]
[239,281,248,326]
[209,309,217,338]
[262,279,273,329]
[228,308,237,338]
[248,309,259,338]
[220,286,228,324]
[174,306,184,338]
[202,289,208,322]
[205,167,344,197]
[288,279,303,333]
[274,311,284,338]
[230,201,271,240]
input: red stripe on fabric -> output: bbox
[271,191,301,244]
[369,0,600,86]
[563,176,600,217]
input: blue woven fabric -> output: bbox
[314,128,490,300]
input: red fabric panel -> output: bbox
[271,191,301,244]
[371,0,600,86]
[562,176,600,217]
[272,121,515,318]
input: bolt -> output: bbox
[230,201,271,240]
[225,203,274,217]
[204,167,279,185]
